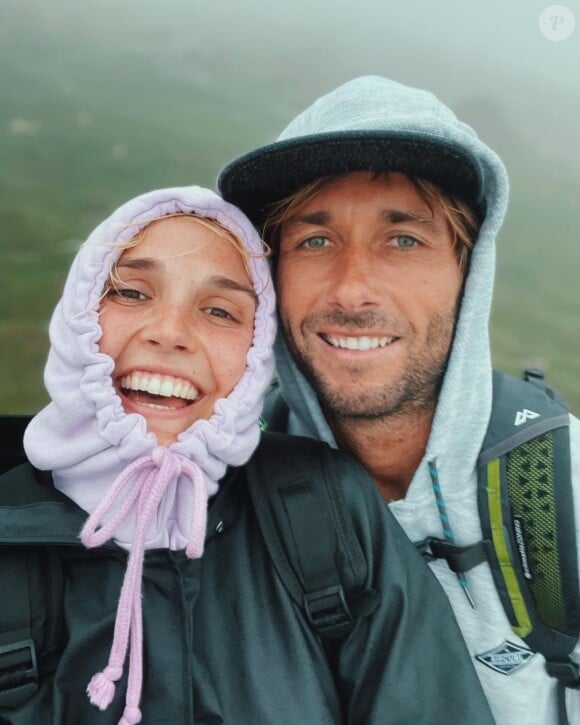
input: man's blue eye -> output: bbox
[394,235,419,248]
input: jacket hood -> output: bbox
[24,186,276,549]
[253,76,509,526]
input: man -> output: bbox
[219,76,580,724]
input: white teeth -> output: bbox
[325,335,395,350]
[119,371,199,401]
[160,379,173,397]
[147,377,161,395]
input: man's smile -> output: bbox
[319,333,398,351]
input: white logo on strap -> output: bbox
[514,409,540,426]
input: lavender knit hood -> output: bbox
[23,186,276,724]
[24,185,275,546]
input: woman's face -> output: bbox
[99,216,256,446]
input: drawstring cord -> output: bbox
[428,458,476,609]
[80,447,208,724]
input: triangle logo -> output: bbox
[514,409,540,426]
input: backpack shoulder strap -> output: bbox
[246,431,379,640]
[259,379,289,433]
[478,370,580,685]
[0,541,64,708]
[0,415,32,475]
[0,416,72,708]
[0,465,67,709]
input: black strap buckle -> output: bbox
[415,537,489,573]
[304,585,354,639]
[0,639,39,707]
[545,659,580,687]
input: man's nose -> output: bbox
[143,303,196,352]
[328,247,381,311]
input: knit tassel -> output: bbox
[119,705,142,724]
[183,460,208,559]
[87,665,123,709]
[82,449,209,721]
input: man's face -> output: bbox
[276,171,464,420]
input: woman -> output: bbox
[0,186,493,724]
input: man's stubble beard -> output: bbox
[280,308,458,422]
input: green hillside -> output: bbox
[1,1,578,414]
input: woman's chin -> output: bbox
[151,428,179,447]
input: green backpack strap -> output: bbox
[246,431,380,640]
[478,370,580,687]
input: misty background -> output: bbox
[1,0,579,412]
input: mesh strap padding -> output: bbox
[506,432,565,631]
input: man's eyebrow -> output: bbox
[206,274,257,303]
[285,209,437,227]
[286,211,331,227]
[381,209,435,225]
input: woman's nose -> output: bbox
[143,304,196,352]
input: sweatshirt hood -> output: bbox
[24,185,276,549]
[23,185,276,723]
[225,75,509,515]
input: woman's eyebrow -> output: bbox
[114,261,258,302]
[206,274,258,303]
[116,257,162,272]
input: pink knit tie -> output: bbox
[80,446,208,725]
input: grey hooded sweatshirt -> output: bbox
[226,77,580,725]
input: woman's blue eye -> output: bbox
[110,287,148,301]
[205,307,234,320]
[302,236,329,249]
[394,235,419,249]
[123,289,146,300]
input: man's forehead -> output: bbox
[282,173,442,228]
[285,208,437,227]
